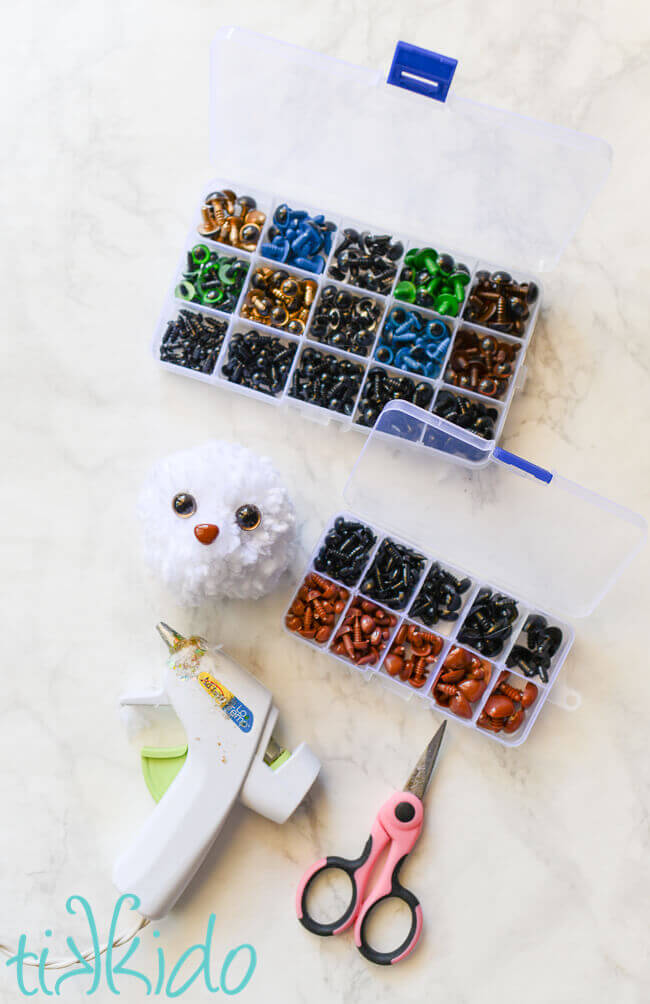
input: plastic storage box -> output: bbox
[152,28,612,446]
[284,402,646,745]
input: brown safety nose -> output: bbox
[194,523,219,545]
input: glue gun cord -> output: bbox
[0,914,150,970]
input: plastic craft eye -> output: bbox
[235,504,262,531]
[172,492,197,518]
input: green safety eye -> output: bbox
[218,261,238,286]
[191,244,211,266]
[199,287,224,305]
[175,280,195,301]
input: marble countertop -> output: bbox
[0,2,648,1001]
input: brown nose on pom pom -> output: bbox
[194,523,219,545]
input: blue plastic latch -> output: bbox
[494,448,553,485]
[387,41,457,102]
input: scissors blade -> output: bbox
[403,721,447,801]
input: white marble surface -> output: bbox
[1,2,649,1001]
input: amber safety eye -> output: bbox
[235,504,262,531]
[172,492,197,518]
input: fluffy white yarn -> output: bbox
[138,441,296,605]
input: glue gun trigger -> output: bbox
[119,689,171,707]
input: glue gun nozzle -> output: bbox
[156,622,186,653]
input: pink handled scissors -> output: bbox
[296,721,446,966]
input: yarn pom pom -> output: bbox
[138,441,296,605]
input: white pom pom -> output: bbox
[138,441,297,605]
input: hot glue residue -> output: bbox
[171,639,207,680]
[170,641,254,733]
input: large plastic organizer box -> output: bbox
[152,28,612,447]
[284,402,646,745]
[154,181,541,442]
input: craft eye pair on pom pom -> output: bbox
[171,492,261,537]
[139,440,297,606]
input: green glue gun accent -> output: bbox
[140,744,292,802]
[141,746,188,803]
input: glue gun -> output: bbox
[113,623,320,920]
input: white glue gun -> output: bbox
[113,622,320,920]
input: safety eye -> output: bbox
[235,504,262,531]
[172,492,197,518]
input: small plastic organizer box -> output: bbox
[153,182,540,443]
[286,512,573,745]
[283,402,646,746]
[152,27,614,448]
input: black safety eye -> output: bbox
[172,492,197,518]
[235,504,262,531]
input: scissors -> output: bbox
[296,721,446,966]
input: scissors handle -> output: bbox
[354,855,423,966]
[296,836,372,937]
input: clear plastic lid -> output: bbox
[343,402,646,618]
[210,27,611,272]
